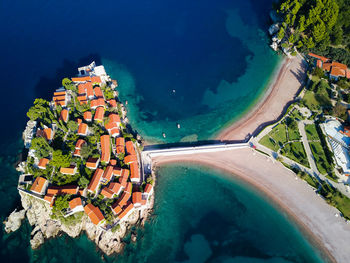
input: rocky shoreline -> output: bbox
[4,189,154,255]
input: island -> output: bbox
[5,62,154,255]
[4,1,350,262]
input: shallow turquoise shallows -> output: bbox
[0,0,327,262]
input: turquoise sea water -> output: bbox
[0,0,327,262]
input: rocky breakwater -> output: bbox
[4,191,153,255]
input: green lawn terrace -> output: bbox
[19,61,154,229]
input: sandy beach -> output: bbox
[152,148,350,263]
[217,55,307,142]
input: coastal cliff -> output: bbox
[6,190,154,254]
[4,61,155,256]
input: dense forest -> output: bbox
[273,0,350,65]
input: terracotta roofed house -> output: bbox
[71,76,91,83]
[30,177,48,195]
[108,99,117,108]
[38,158,49,169]
[130,162,141,183]
[112,204,123,215]
[60,109,69,123]
[77,123,88,136]
[85,82,94,99]
[44,194,55,206]
[87,168,104,193]
[83,111,92,122]
[125,141,136,155]
[117,203,135,222]
[75,139,86,149]
[144,184,153,196]
[46,185,78,195]
[102,165,114,183]
[108,182,123,196]
[60,164,77,175]
[94,86,104,99]
[124,154,137,164]
[91,76,102,84]
[94,106,105,122]
[116,137,125,154]
[117,192,131,207]
[69,197,84,214]
[101,187,114,198]
[132,192,143,207]
[86,157,100,169]
[100,135,111,163]
[113,167,122,177]
[84,203,105,225]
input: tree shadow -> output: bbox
[34,54,102,100]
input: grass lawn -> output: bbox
[259,123,287,151]
[259,134,279,152]
[288,124,301,141]
[269,123,287,144]
[309,141,333,174]
[303,90,322,111]
[333,193,350,219]
[281,142,309,167]
[305,124,319,141]
[289,108,304,121]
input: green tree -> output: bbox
[67,120,78,132]
[78,176,89,188]
[52,195,70,216]
[80,143,94,159]
[31,137,53,159]
[51,150,72,167]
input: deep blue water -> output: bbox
[0,0,326,262]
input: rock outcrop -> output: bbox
[15,191,153,254]
[3,209,26,233]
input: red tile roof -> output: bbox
[84,203,105,225]
[330,67,346,77]
[60,165,76,175]
[72,76,91,82]
[130,162,140,182]
[112,204,123,215]
[69,197,82,210]
[73,149,81,157]
[94,87,104,98]
[118,192,131,207]
[94,106,105,122]
[113,167,122,176]
[77,123,88,135]
[124,154,137,164]
[308,53,329,62]
[44,194,55,206]
[132,192,142,205]
[87,168,104,192]
[86,157,99,169]
[108,99,117,108]
[144,184,153,194]
[117,203,134,220]
[83,111,92,121]
[100,135,111,163]
[101,187,114,198]
[124,182,132,194]
[47,185,78,195]
[30,177,48,194]
[91,76,101,83]
[102,165,114,182]
[75,139,86,149]
[38,158,49,169]
[108,182,123,195]
[125,141,136,155]
[60,109,69,123]
[116,137,125,154]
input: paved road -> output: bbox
[298,121,319,173]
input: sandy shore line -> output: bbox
[152,148,350,263]
[217,55,307,142]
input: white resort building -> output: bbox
[322,119,350,176]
